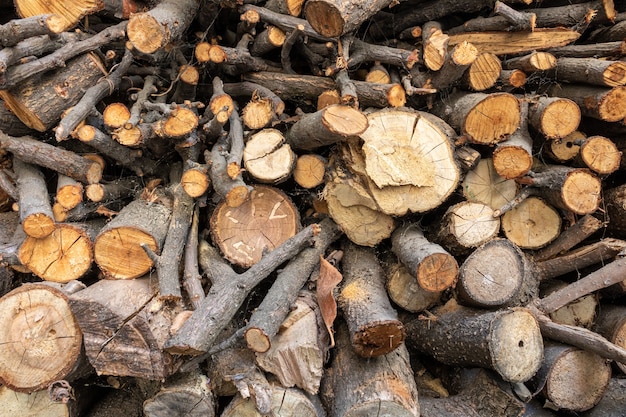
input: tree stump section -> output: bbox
[0,283,84,392]
[405,299,544,383]
[69,277,180,380]
[18,222,94,283]
[210,185,300,268]
[392,223,459,293]
[243,128,296,184]
[339,241,404,358]
[501,196,562,249]
[456,238,538,308]
[321,321,420,417]
[530,343,611,412]
[431,201,500,255]
[94,199,171,279]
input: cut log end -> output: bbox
[352,321,405,358]
[95,226,158,279]
[602,61,626,87]
[323,105,369,137]
[245,327,271,353]
[579,135,621,175]
[0,284,82,392]
[128,14,166,54]
[501,196,561,249]
[561,170,601,215]
[464,93,520,144]
[490,309,543,383]
[598,86,626,122]
[493,145,533,179]
[304,0,344,38]
[535,98,581,140]
[21,213,55,239]
[211,185,300,268]
[293,154,326,189]
[416,253,458,292]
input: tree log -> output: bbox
[243,128,296,184]
[304,0,395,38]
[339,241,404,358]
[12,157,54,239]
[94,199,171,279]
[143,370,215,417]
[405,299,544,383]
[0,283,85,392]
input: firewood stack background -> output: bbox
[1,0,626,415]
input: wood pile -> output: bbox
[1,0,626,415]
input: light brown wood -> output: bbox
[103,102,130,130]
[422,21,448,71]
[0,284,83,392]
[13,158,55,239]
[210,185,300,268]
[462,158,519,210]
[528,96,580,140]
[448,28,580,55]
[575,135,621,175]
[503,51,556,72]
[548,84,626,123]
[222,385,325,417]
[243,128,296,184]
[463,52,502,91]
[14,0,104,31]
[293,154,326,189]
[384,260,442,313]
[19,223,94,283]
[501,196,561,249]
[55,174,83,211]
[304,0,395,37]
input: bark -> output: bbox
[493,100,533,179]
[143,370,215,417]
[547,84,626,122]
[320,321,420,417]
[0,14,65,48]
[404,299,544,383]
[69,277,181,379]
[127,0,199,54]
[93,199,171,279]
[338,241,405,358]
[553,57,626,87]
[304,0,395,38]
[244,217,341,353]
[383,257,442,313]
[12,157,55,239]
[0,284,85,392]
[391,223,458,293]
[164,224,319,355]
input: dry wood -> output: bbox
[431,201,500,255]
[533,213,604,261]
[0,52,106,131]
[462,158,519,210]
[304,0,395,38]
[528,96,581,140]
[293,154,326,189]
[55,174,83,211]
[171,64,200,104]
[457,238,539,308]
[210,185,300,269]
[19,222,94,283]
[604,182,626,237]
[573,135,621,175]
[243,128,295,184]
[548,84,626,122]
[493,99,533,179]
[384,258,442,313]
[0,283,84,392]
[14,0,104,31]
[266,0,304,16]
[462,52,501,91]
[503,51,556,72]
[593,304,626,373]
[165,224,319,355]
[0,14,65,47]
[529,342,611,412]
[321,321,420,417]
[127,0,199,54]
[1,134,103,185]
[392,223,458,293]
[286,104,368,150]
[84,177,142,204]
[405,299,544,383]
[250,26,286,57]
[422,21,448,71]
[94,199,171,280]
[12,157,54,239]
[448,28,580,55]
[143,370,215,417]
[69,277,181,379]
[222,385,325,417]
[254,295,325,394]
[0,385,82,417]
[339,241,404,358]
[500,196,562,249]
[583,378,626,417]
[554,57,626,87]
[497,69,527,90]
[543,130,583,163]
[432,91,520,145]
[244,217,340,355]
[542,280,597,328]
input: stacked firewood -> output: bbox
[1,0,626,415]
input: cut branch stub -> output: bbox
[94,199,171,279]
[0,284,83,392]
[210,185,300,268]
